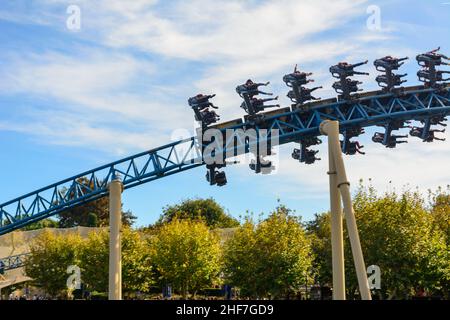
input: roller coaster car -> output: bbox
[409,126,446,142]
[241,97,280,115]
[304,149,321,164]
[284,66,321,106]
[287,86,322,104]
[375,74,408,88]
[330,61,369,79]
[196,109,220,126]
[206,166,227,187]
[237,80,279,116]
[372,132,408,148]
[236,80,272,98]
[189,94,221,127]
[286,91,297,103]
[292,148,302,161]
[249,156,273,174]
[283,65,314,87]
[436,71,450,82]
[416,47,450,67]
[372,132,385,144]
[332,79,363,94]
[188,94,218,110]
[292,147,320,164]
[341,128,365,155]
[253,97,280,112]
[416,48,450,87]
[417,70,450,83]
[341,139,365,155]
[374,56,408,72]
[283,73,313,87]
[214,171,227,186]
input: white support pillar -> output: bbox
[320,120,372,301]
[108,174,123,300]
[327,133,346,300]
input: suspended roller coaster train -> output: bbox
[0,48,449,236]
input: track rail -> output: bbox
[1,84,449,235]
[0,253,28,272]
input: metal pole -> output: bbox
[108,174,123,300]
[320,120,372,300]
[326,132,346,300]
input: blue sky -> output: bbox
[0,0,449,227]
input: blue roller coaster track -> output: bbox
[1,52,450,236]
[0,253,28,273]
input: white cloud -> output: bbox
[0,50,190,153]
[104,0,367,60]
[0,110,170,156]
[0,0,377,153]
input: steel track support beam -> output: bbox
[327,130,346,300]
[108,174,123,300]
[320,120,372,300]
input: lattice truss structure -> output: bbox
[1,49,450,235]
[0,253,28,273]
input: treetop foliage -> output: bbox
[22,182,450,299]
[307,181,450,299]
[149,219,222,298]
[223,206,313,298]
[154,198,240,229]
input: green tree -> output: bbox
[154,198,239,229]
[57,178,136,228]
[78,230,107,293]
[87,213,98,227]
[223,206,314,299]
[308,183,450,299]
[428,187,450,298]
[429,187,450,245]
[352,185,449,299]
[306,212,332,287]
[149,219,222,298]
[20,218,59,231]
[25,230,83,297]
[79,228,153,294]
